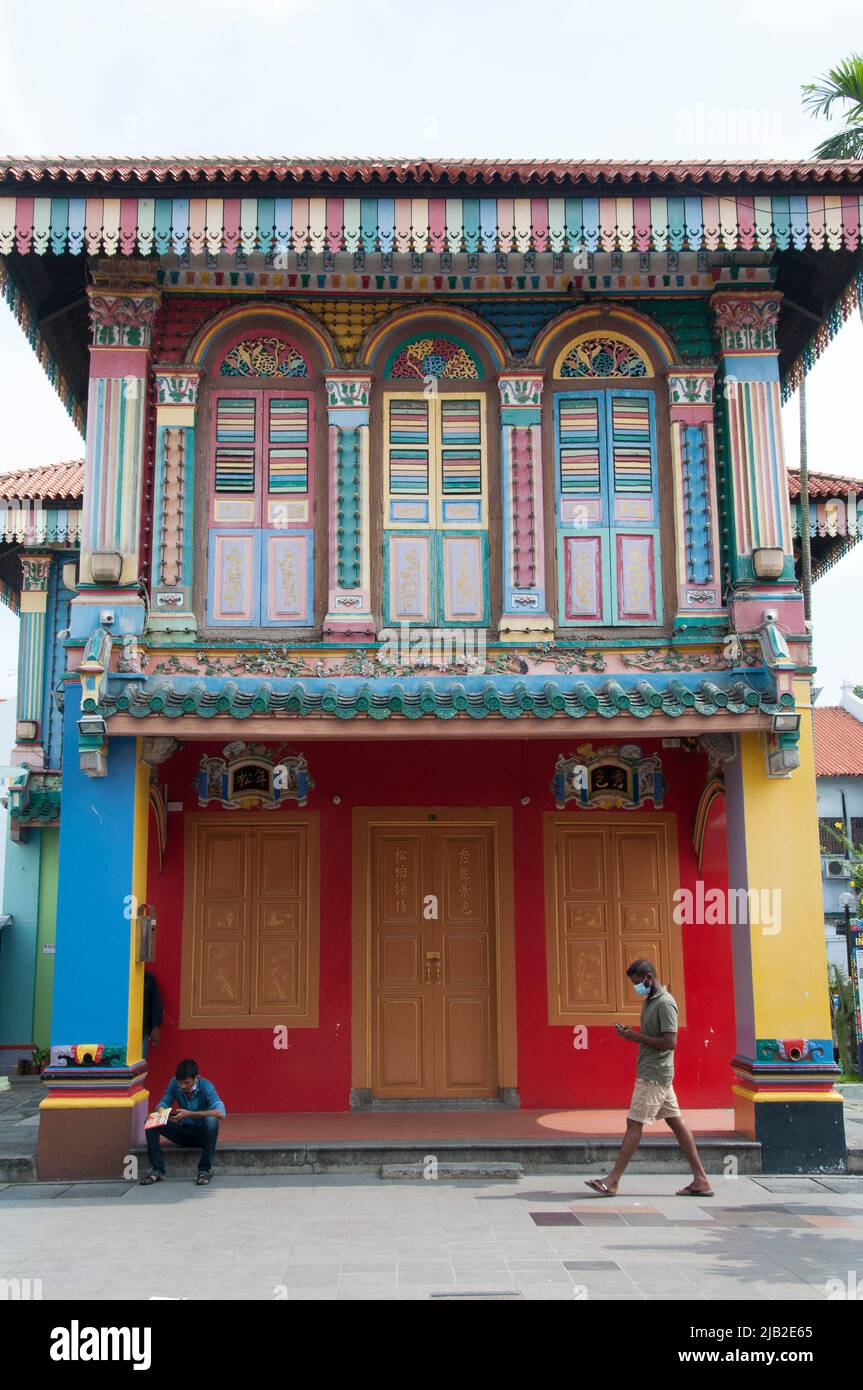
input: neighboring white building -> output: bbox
[815,684,863,974]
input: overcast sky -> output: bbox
[0,0,860,706]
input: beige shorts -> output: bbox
[628,1078,681,1124]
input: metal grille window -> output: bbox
[851,817,863,851]
[819,818,847,855]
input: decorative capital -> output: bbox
[666,367,716,406]
[325,373,372,410]
[153,366,203,407]
[709,291,782,354]
[498,372,543,407]
[87,285,161,350]
[19,553,52,591]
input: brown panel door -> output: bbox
[192,824,251,1017]
[253,825,308,1017]
[549,817,674,1021]
[434,827,497,1096]
[186,817,318,1027]
[371,823,498,1099]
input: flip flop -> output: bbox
[676,1184,715,1197]
[585,1179,616,1197]
[139,1172,164,1186]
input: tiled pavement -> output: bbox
[2,1172,863,1301]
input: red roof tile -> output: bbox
[1,157,862,188]
[788,468,863,499]
[0,460,84,501]
[814,707,863,777]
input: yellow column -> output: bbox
[727,683,844,1171]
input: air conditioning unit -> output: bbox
[823,858,851,879]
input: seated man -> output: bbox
[140,1059,226,1187]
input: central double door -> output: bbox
[371,823,498,1099]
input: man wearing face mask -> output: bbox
[585,958,714,1198]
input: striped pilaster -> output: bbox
[16,553,52,746]
[150,367,202,633]
[710,291,795,584]
[79,267,160,593]
[666,368,724,630]
[498,372,553,641]
[323,373,375,638]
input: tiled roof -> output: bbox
[814,707,863,777]
[0,460,84,501]
[2,157,861,187]
[92,675,794,723]
[788,468,862,499]
[14,788,61,825]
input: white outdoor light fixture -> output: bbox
[772,713,801,733]
[15,720,38,742]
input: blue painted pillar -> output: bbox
[37,685,150,1180]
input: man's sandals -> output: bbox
[139,1172,164,1186]
[196,1173,212,1185]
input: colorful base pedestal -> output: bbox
[37,1084,149,1182]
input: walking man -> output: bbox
[586,959,713,1197]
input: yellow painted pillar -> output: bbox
[726,685,844,1172]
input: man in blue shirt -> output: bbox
[140,1059,226,1186]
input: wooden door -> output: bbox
[182,815,319,1029]
[370,823,498,1098]
[544,814,683,1025]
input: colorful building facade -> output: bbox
[1,156,860,1178]
[0,462,82,1064]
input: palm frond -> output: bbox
[802,53,863,120]
[812,126,863,160]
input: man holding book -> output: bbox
[140,1059,226,1187]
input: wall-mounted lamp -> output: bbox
[752,547,784,580]
[772,713,801,734]
[136,906,157,963]
[15,720,38,742]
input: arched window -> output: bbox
[551,331,662,626]
[204,331,317,629]
[381,332,489,628]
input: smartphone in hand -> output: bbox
[614,1023,626,1035]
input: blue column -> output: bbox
[37,686,150,1180]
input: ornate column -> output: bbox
[74,260,161,638]
[726,718,844,1172]
[497,371,554,641]
[323,373,376,639]
[710,291,798,610]
[13,553,53,767]
[665,367,724,632]
[149,366,203,634]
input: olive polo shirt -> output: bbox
[636,985,678,1085]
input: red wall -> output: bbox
[145,737,734,1113]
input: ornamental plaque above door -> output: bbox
[552,743,665,810]
[197,742,313,809]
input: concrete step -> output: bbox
[381,1161,523,1180]
[128,1136,761,1178]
